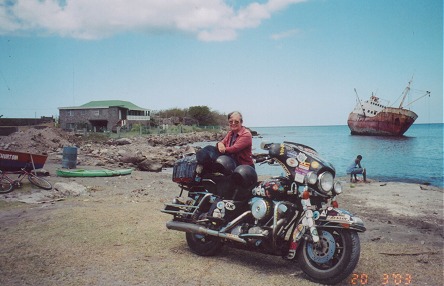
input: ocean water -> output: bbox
[192,124,443,186]
[249,124,443,187]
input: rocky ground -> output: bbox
[0,127,225,171]
[0,127,442,286]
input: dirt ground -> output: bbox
[0,161,442,286]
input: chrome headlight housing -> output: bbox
[333,180,343,194]
[318,172,334,194]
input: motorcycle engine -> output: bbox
[251,177,293,200]
[230,225,268,238]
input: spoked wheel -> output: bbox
[296,228,361,285]
[0,178,14,194]
[186,232,223,256]
[28,174,53,190]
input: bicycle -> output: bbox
[0,165,53,194]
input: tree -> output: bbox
[157,108,186,118]
[188,106,214,126]
[154,105,227,126]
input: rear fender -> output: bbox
[316,207,366,232]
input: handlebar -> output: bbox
[253,153,268,163]
[253,153,276,165]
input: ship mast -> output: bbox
[399,77,413,108]
[354,88,366,116]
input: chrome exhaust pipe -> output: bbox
[166,221,247,244]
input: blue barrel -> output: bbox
[62,146,77,169]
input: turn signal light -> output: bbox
[332,200,339,208]
[302,190,310,199]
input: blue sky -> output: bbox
[0,0,442,127]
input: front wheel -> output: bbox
[296,228,361,285]
[0,178,14,193]
[186,232,223,256]
[28,174,52,190]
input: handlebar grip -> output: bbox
[253,153,270,163]
[254,157,267,163]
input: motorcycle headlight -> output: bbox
[334,180,343,194]
[305,171,318,185]
[318,172,334,194]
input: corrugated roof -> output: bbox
[80,100,147,111]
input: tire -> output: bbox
[186,232,223,256]
[296,228,361,285]
[0,177,14,194]
[28,174,52,190]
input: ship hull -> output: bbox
[347,108,418,136]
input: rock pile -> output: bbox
[0,127,225,172]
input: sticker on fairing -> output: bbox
[311,161,320,169]
[286,157,298,167]
[224,201,235,211]
[299,161,310,170]
[294,172,305,183]
[279,144,286,156]
[287,150,298,158]
[297,152,307,163]
[294,167,309,183]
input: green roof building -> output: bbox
[80,100,147,111]
[58,100,151,132]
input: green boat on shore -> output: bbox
[56,168,133,177]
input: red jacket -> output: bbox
[220,126,253,166]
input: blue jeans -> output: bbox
[349,168,364,174]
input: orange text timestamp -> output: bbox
[349,273,413,285]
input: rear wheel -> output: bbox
[28,174,52,190]
[0,177,14,193]
[186,232,223,256]
[296,228,361,285]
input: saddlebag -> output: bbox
[172,154,199,184]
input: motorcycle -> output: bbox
[162,141,366,285]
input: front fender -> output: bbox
[316,207,366,232]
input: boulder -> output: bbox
[119,151,145,164]
[115,138,132,145]
[138,159,163,172]
[53,182,88,197]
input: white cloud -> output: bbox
[0,0,305,41]
[271,28,302,40]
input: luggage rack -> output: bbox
[161,192,213,218]
[162,202,199,217]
